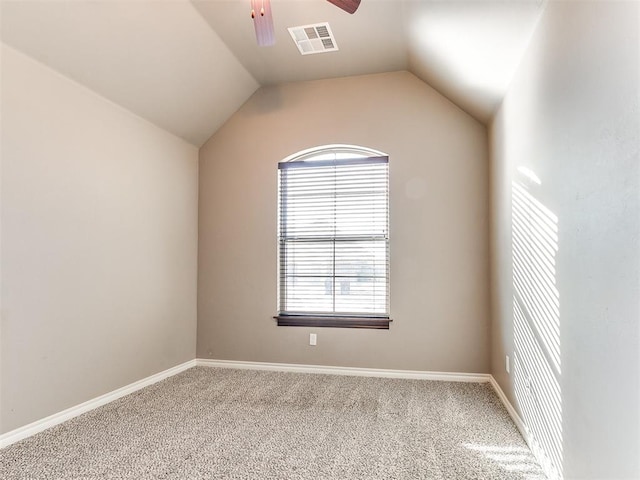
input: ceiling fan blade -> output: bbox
[326,0,361,14]
[251,0,275,46]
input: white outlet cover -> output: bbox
[505,355,510,373]
[310,333,317,346]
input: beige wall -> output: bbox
[198,71,490,373]
[490,1,639,477]
[0,45,199,433]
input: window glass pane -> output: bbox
[334,241,387,281]
[283,277,334,313]
[334,277,387,314]
[281,241,333,277]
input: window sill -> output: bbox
[274,315,391,329]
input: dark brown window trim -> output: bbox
[274,315,391,329]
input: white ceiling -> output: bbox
[1,0,545,147]
[0,0,259,146]
[192,0,409,85]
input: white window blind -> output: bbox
[277,152,389,323]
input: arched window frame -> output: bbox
[274,145,391,329]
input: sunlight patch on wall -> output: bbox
[512,181,560,372]
[512,171,562,479]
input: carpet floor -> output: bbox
[1,367,546,479]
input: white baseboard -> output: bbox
[488,377,560,480]
[487,376,528,440]
[196,358,491,383]
[0,359,196,449]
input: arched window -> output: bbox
[275,145,390,329]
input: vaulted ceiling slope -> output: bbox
[0,0,259,146]
[1,0,544,147]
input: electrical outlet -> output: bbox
[505,355,510,374]
[309,333,317,346]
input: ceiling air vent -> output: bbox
[288,22,339,55]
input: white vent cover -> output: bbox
[288,22,339,55]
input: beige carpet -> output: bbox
[0,367,546,479]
